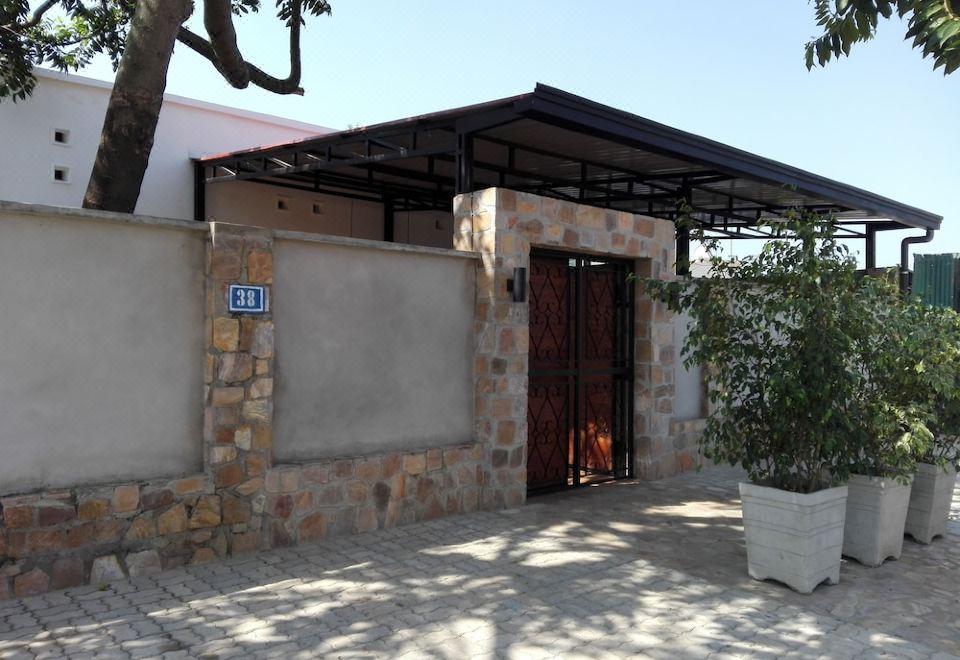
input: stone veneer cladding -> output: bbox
[0,191,697,600]
[0,217,489,600]
[453,189,684,496]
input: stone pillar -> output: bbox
[455,189,529,510]
[633,257,680,479]
[204,223,275,555]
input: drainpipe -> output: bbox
[899,229,936,293]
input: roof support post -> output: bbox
[193,161,206,222]
[383,195,395,243]
[865,226,877,271]
[455,132,474,194]
[676,223,691,277]
[675,178,692,277]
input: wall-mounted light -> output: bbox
[506,266,527,303]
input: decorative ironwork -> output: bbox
[526,380,571,491]
[528,258,571,366]
[526,251,634,494]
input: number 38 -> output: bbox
[235,289,257,308]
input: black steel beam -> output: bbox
[205,144,457,184]
[523,85,942,231]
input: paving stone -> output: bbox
[0,466,956,659]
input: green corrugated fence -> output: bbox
[912,253,960,311]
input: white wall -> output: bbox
[0,205,207,493]
[0,69,330,220]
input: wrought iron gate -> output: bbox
[526,251,634,493]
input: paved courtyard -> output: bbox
[0,466,958,660]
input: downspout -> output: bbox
[899,229,936,293]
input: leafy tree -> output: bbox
[0,0,331,212]
[865,292,960,470]
[806,0,960,74]
[644,209,938,493]
[644,213,870,493]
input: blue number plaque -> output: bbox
[228,284,268,314]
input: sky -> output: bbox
[74,0,958,268]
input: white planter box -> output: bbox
[904,463,956,545]
[842,474,912,567]
[739,482,847,594]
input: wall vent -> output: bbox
[52,166,70,183]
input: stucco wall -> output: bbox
[206,180,455,249]
[0,204,206,493]
[673,310,705,421]
[0,69,329,221]
[272,237,476,461]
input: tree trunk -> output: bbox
[83,0,192,213]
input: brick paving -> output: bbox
[0,466,958,660]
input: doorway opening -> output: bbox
[526,251,635,494]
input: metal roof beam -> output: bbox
[204,144,457,184]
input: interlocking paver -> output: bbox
[1,466,958,658]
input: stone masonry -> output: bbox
[0,219,495,601]
[454,188,686,500]
[0,191,694,600]
[454,188,684,500]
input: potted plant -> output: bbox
[900,304,960,544]
[644,212,866,594]
[841,281,939,565]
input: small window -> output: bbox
[52,128,70,145]
[276,197,290,211]
[52,166,70,183]
[311,201,324,215]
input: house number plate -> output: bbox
[228,284,268,314]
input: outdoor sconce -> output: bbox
[507,267,527,303]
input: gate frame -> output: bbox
[455,187,682,509]
[526,249,636,493]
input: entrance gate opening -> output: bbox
[526,251,635,494]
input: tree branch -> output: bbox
[21,0,59,29]
[175,25,230,79]
[176,1,304,96]
[203,0,250,88]
[247,0,302,95]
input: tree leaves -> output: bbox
[643,210,957,492]
[806,0,960,75]
[0,0,134,102]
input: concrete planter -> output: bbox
[739,482,847,594]
[904,462,957,545]
[842,474,912,567]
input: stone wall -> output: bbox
[0,204,487,601]
[0,191,697,601]
[453,188,688,494]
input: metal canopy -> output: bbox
[197,84,942,242]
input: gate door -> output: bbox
[526,251,634,493]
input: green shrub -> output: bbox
[644,211,941,492]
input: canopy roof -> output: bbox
[198,84,941,241]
